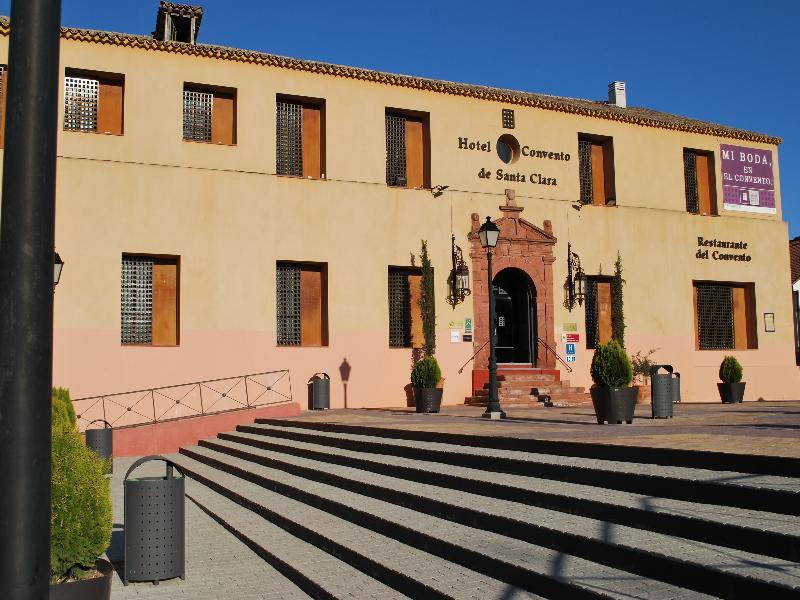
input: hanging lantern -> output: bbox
[447,235,471,308]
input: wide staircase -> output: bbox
[165,417,800,599]
[465,368,590,407]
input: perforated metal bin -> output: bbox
[85,419,113,472]
[650,365,675,419]
[124,456,185,585]
[309,372,330,410]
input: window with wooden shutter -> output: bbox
[386,110,429,189]
[388,267,423,348]
[276,96,324,178]
[183,84,236,145]
[121,255,179,346]
[694,282,756,350]
[578,135,615,205]
[585,276,614,349]
[64,70,124,135]
[276,262,328,347]
[684,149,717,215]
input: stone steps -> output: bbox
[172,417,800,598]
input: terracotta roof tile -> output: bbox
[0,16,781,145]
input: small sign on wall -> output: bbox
[463,334,473,342]
[764,313,775,332]
[450,330,461,343]
[561,333,580,343]
[566,356,576,363]
[563,322,578,332]
[565,343,576,355]
[465,318,473,334]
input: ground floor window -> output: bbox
[121,255,179,346]
[694,282,757,350]
[388,267,423,348]
[276,261,327,346]
[585,276,613,349]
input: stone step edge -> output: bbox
[243,423,800,516]
[215,430,800,563]
[185,492,352,600]
[255,418,800,478]
[199,435,800,598]
[177,447,604,600]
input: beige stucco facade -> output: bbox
[1,20,796,408]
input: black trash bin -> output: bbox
[124,456,186,585]
[650,365,674,419]
[308,373,330,410]
[672,372,682,403]
[85,419,113,472]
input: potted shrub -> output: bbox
[589,340,638,424]
[631,348,658,403]
[411,355,443,413]
[718,356,745,404]
[50,388,114,600]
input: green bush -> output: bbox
[590,340,633,388]
[50,389,112,582]
[719,356,743,383]
[410,355,442,388]
[52,387,77,435]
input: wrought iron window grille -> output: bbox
[121,256,153,344]
[696,283,735,350]
[683,150,700,214]
[388,268,412,347]
[563,242,585,311]
[578,138,594,204]
[276,100,303,176]
[446,235,471,308]
[386,113,407,186]
[276,263,301,346]
[182,89,213,142]
[502,108,515,129]
[64,76,99,132]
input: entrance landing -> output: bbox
[287,402,800,459]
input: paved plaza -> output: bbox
[106,402,800,599]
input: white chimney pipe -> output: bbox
[608,81,627,108]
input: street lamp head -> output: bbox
[478,217,500,249]
[53,251,64,286]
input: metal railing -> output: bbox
[73,369,292,432]
[458,341,489,374]
[537,337,573,373]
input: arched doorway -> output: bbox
[493,267,537,364]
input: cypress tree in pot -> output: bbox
[718,356,745,403]
[589,340,638,424]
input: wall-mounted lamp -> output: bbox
[54,251,64,288]
[446,235,471,308]
[563,243,585,311]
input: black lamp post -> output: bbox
[478,217,505,419]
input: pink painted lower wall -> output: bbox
[107,402,301,457]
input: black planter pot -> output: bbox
[414,387,443,413]
[718,382,746,404]
[590,386,638,424]
[50,558,113,600]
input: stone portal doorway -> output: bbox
[494,267,537,364]
[468,205,557,371]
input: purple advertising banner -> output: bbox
[720,144,775,214]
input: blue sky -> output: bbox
[2,0,797,235]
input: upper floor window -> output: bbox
[64,69,124,135]
[578,134,615,205]
[276,96,324,178]
[276,261,328,346]
[683,149,718,215]
[388,266,423,348]
[182,84,236,145]
[121,255,179,346]
[386,110,430,189]
[694,282,757,350]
